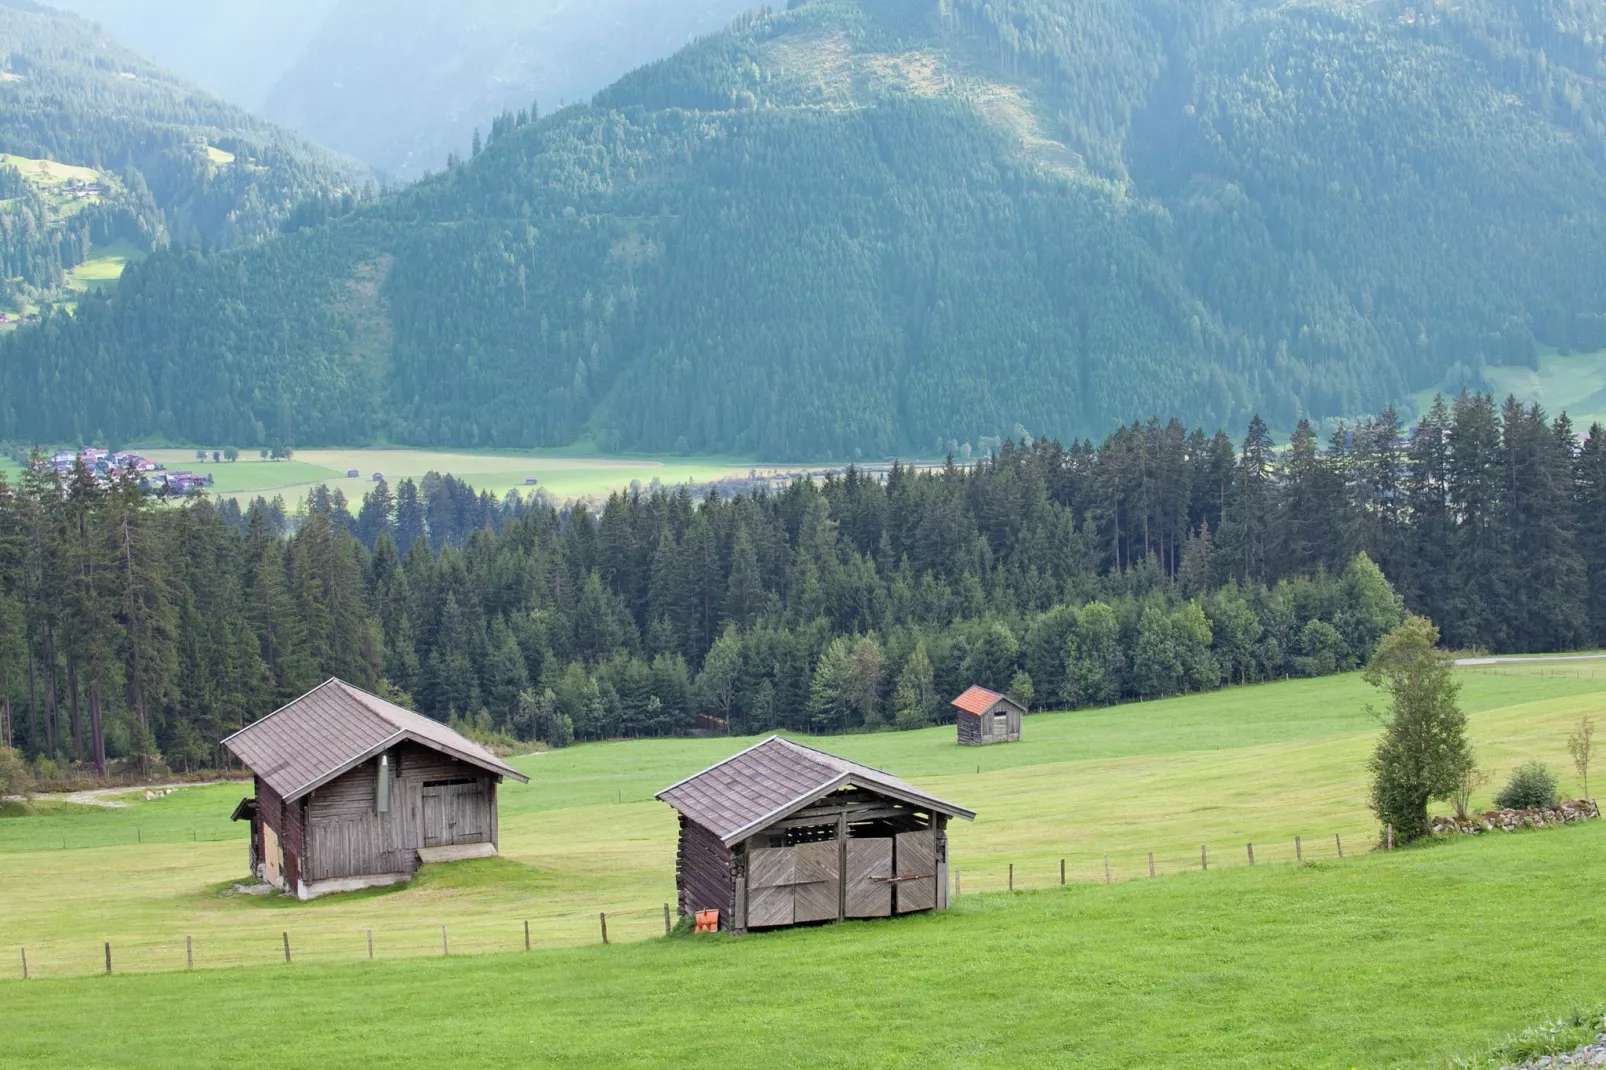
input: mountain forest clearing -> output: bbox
[2,668,1599,985]
[1,673,1602,1066]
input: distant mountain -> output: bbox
[4,0,1605,457]
[37,0,332,114]
[46,0,761,179]
[0,0,362,313]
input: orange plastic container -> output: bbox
[694,910,719,933]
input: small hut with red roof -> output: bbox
[951,685,1024,746]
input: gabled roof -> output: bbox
[222,679,528,802]
[951,685,1011,715]
[657,736,975,846]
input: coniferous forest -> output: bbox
[1,398,1601,775]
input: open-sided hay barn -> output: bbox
[657,737,975,933]
[223,679,528,900]
[952,686,1025,745]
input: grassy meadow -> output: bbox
[1,665,1601,991]
[1,824,1601,1068]
[132,447,826,506]
[1418,347,1606,429]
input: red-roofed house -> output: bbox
[951,686,1024,746]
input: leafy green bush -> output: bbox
[1494,762,1560,811]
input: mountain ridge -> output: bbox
[3,0,1604,457]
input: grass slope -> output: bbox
[1,667,1601,982]
[4,824,1604,1068]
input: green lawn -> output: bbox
[1418,347,1606,430]
[3,823,1603,1068]
[134,447,828,506]
[1,667,1601,985]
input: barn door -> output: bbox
[747,847,795,928]
[448,782,488,844]
[845,838,893,917]
[792,841,840,924]
[422,788,446,847]
[894,829,937,913]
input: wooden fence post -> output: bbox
[367,929,374,960]
[1008,863,1014,891]
[1060,858,1065,885]
[1200,844,1208,871]
[1387,825,1395,850]
[282,932,291,964]
[664,903,673,935]
[104,942,111,975]
[186,935,193,970]
[441,926,449,956]
[1104,854,1111,884]
[1147,851,1155,878]
[136,827,141,844]
[1335,833,1343,859]
[18,947,26,980]
[954,867,960,897]
[1295,835,1303,863]
[523,920,530,952]
[600,913,609,945]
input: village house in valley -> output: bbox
[658,737,975,933]
[224,679,528,900]
[952,685,1025,746]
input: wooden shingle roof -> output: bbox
[657,736,975,846]
[222,679,528,802]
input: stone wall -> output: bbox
[1430,799,1599,836]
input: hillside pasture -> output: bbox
[62,238,146,293]
[133,447,822,506]
[4,819,1604,1068]
[1419,348,1606,430]
[1,668,1601,984]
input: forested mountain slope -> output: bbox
[0,0,361,312]
[3,0,1604,457]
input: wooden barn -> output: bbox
[223,679,528,900]
[952,685,1025,746]
[657,736,975,934]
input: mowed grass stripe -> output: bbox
[4,824,1604,1069]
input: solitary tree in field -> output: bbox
[1569,715,1596,801]
[1366,616,1474,841]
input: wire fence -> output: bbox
[5,822,1392,982]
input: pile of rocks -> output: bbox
[1431,798,1599,836]
[1502,1031,1606,1068]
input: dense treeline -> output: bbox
[3,0,1604,456]
[0,0,360,307]
[2,398,1601,773]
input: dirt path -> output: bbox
[50,780,237,808]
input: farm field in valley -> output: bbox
[131,448,824,506]
[1,666,1601,995]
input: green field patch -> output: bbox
[63,239,145,293]
[0,152,100,188]
[204,145,235,166]
[1418,348,1606,429]
[127,447,831,506]
[1,667,1600,992]
[4,824,1604,1068]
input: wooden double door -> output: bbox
[747,829,937,928]
[421,779,490,847]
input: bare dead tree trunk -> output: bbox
[88,683,106,776]
[67,659,83,765]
